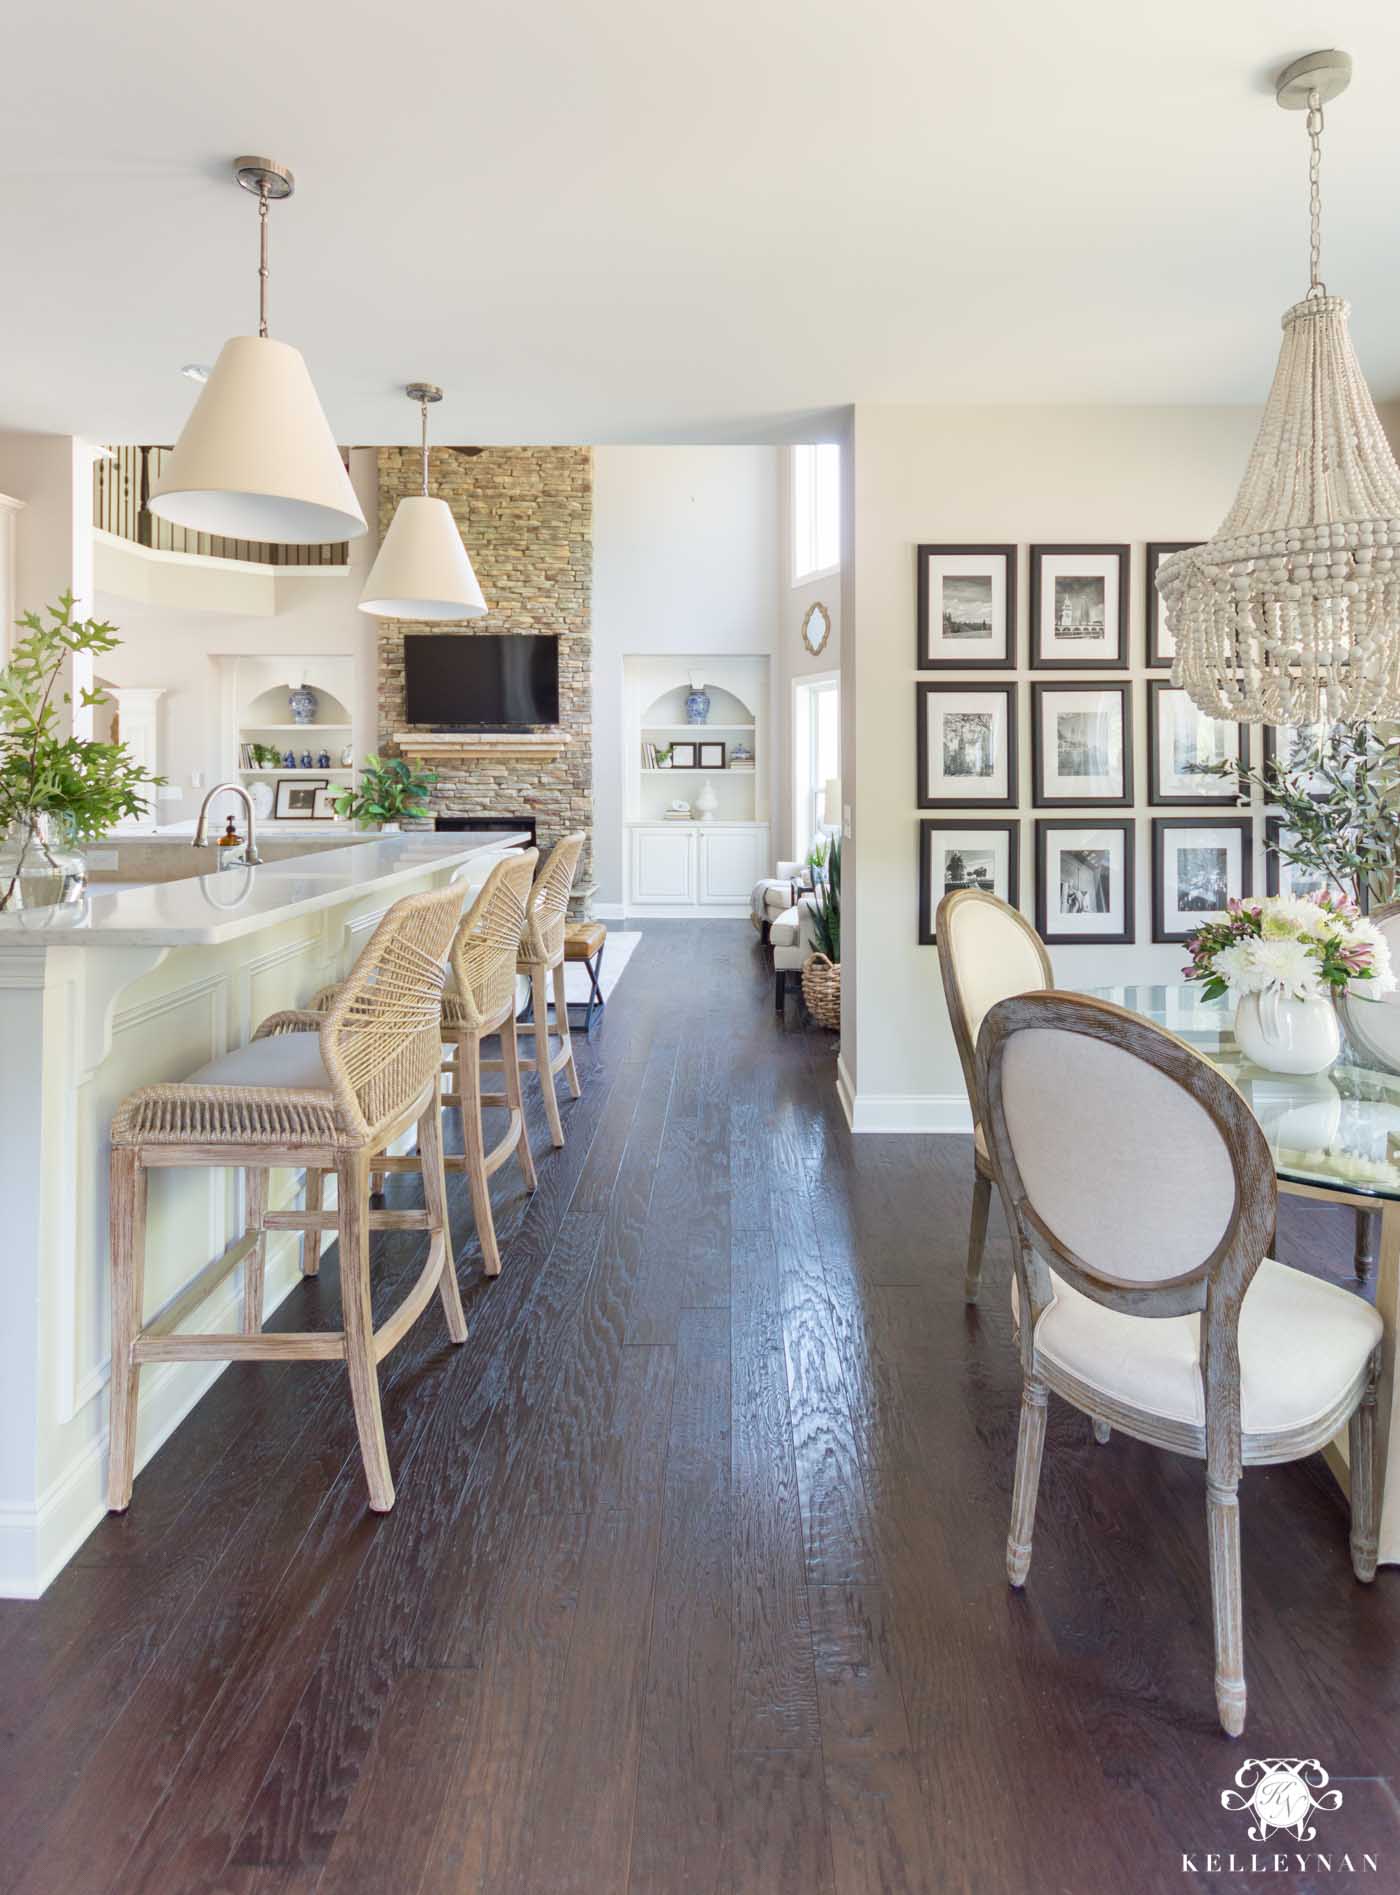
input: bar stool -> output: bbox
[563,919,608,1033]
[106,882,468,1516]
[509,832,586,1148]
[357,849,539,1278]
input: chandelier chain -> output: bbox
[421,396,430,495]
[257,182,270,338]
[1307,88,1325,296]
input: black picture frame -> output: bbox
[1146,542,1197,668]
[916,682,1018,810]
[1029,544,1130,670]
[917,819,1021,944]
[1033,818,1136,946]
[669,741,697,769]
[697,740,727,769]
[1264,816,1354,903]
[1146,680,1249,807]
[916,543,1017,670]
[1030,680,1133,808]
[1151,816,1254,944]
[274,776,327,820]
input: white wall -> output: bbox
[0,432,100,725]
[841,401,1400,1132]
[592,445,782,905]
[93,451,380,819]
[776,447,843,862]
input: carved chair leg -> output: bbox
[501,1011,537,1193]
[1349,1369,1379,1583]
[1092,1418,1112,1445]
[1206,1476,1247,1737]
[459,1032,502,1277]
[301,1167,324,1276]
[553,960,581,1098]
[532,964,565,1148]
[243,1167,268,1333]
[419,1091,467,1346]
[106,1146,148,1512]
[1006,1377,1048,1587]
[966,1166,993,1303]
[336,1149,394,1512]
[1355,1208,1381,1285]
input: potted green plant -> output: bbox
[802,832,841,1027]
[0,595,164,911]
[330,753,437,832]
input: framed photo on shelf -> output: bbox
[1151,816,1253,943]
[1031,680,1132,807]
[1262,720,1346,798]
[274,777,327,819]
[697,740,727,769]
[916,544,1017,669]
[1146,542,1197,668]
[916,682,1018,809]
[1264,817,1349,902]
[917,819,1020,945]
[1030,544,1129,669]
[311,786,339,820]
[669,740,698,769]
[1034,819,1135,946]
[1147,681,1247,806]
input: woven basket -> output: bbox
[801,953,841,1029]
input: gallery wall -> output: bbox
[840,400,1400,1133]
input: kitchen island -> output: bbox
[0,830,527,1596]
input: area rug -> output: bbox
[527,929,643,1023]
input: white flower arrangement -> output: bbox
[1184,891,1395,1003]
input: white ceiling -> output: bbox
[3,0,1399,445]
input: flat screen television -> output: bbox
[402,634,560,728]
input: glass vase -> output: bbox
[0,814,88,912]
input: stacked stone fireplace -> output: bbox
[375,444,593,909]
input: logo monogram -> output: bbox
[1221,1760,1343,1842]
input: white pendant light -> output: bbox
[358,384,487,620]
[1159,52,1400,725]
[150,157,367,546]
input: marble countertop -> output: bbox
[0,833,528,950]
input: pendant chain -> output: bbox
[257,182,270,337]
[1307,87,1325,296]
[421,397,430,495]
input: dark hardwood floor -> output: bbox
[2,918,1397,1894]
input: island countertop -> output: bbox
[0,832,529,950]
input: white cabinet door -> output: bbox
[698,827,768,905]
[629,826,696,905]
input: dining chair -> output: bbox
[510,831,586,1148]
[935,888,1053,1302]
[976,989,1383,1736]
[106,882,468,1517]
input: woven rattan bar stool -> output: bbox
[105,882,468,1517]
[504,832,586,1148]
[348,850,539,1278]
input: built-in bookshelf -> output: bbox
[623,656,771,825]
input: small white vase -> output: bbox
[1233,989,1340,1076]
[694,779,719,821]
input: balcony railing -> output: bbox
[94,446,350,567]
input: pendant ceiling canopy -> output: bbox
[358,384,487,621]
[1157,51,1400,726]
[149,157,366,546]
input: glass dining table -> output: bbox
[1083,981,1400,1566]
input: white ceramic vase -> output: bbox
[694,779,719,821]
[1233,988,1340,1076]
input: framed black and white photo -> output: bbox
[1030,544,1129,669]
[669,740,697,769]
[1151,816,1253,943]
[918,820,1020,944]
[311,786,339,820]
[916,683,1017,809]
[1146,542,1197,668]
[1031,681,1132,807]
[697,740,727,769]
[274,777,327,819]
[1147,681,1247,806]
[1034,819,1135,946]
[1262,720,1347,799]
[1264,817,1348,902]
[916,544,1016,669]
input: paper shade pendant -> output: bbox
[359,382,488,620]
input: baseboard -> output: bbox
[620,903,750,920]
[844,1089,973,1134]
[835,1053,856,1131]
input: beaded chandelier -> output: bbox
[1157,51,1400,725]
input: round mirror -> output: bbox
[801,601,831,657]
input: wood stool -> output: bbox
[352,851,539,1278]
[563,919,608,1033]
[505,832,586,1149]
[106,883,468,1516]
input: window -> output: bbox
[791,444,840,584]
[793,673,840,861]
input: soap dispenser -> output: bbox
[216,815,247,871]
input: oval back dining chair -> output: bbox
[107,880,469,1518]
[935,888,1052,1301]
[976,989,1383,1736]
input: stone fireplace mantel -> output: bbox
[392,730,573,762]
